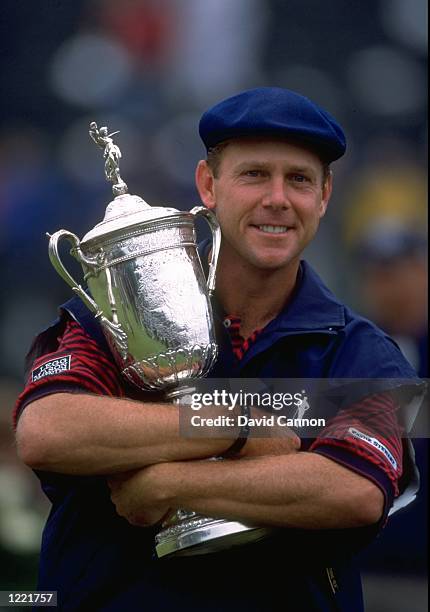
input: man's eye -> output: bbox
[244,170,264,177]
[291,174,308,182]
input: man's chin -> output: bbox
[248,253,298,272]
[227,243,299,272]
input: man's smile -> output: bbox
[250,224,291,235]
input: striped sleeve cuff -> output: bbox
[312,443,395,526]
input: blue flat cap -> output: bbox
[199,87,346,162]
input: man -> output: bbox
[15,88,422,611]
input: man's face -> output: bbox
[196,139,332,272]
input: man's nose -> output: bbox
[261,177,290,209]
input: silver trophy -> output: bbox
[47,123,269,557]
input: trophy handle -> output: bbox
[47,229,102,316]
[190,206,221,296]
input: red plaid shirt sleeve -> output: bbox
[14,319,124,428]
[310,391,403,498]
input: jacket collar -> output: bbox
[199,239,345,333]
[271,260,345,331]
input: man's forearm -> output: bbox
[144,452,385,529]
[16,392,233,475]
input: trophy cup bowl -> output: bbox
[48,203,220,393]
[47,122,270,557]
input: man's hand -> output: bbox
[107,469,170,527]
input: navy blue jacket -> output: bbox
[22,260,422,612]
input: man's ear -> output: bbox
[319,170,333,218]
[195,160,216,210]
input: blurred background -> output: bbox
[0,0,427,609]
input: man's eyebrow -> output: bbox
[232,161,317,175]
[233,160,271,172]
[286,164,317,176]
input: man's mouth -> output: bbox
[255,225,289,234]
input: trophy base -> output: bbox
[155,516,271,558]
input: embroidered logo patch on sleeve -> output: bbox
[32,355,72,382]
[348,427,398,470]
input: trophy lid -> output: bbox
[82,122,185,245]
[81,193,182,244]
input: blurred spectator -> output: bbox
[356,232,427,377]
[0,126,102,379]
[93,0,176,68]
[342,159,428,584]
[343,162,427,377]
[164,0,267,107]
[0,126,79,285]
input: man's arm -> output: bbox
[109,451,385,529]
[16,393,299,475]
[16,393,232,475]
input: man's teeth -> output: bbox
[258,225,288,234]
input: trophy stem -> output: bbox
[154,382,272,558]
[164,384,197,403]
